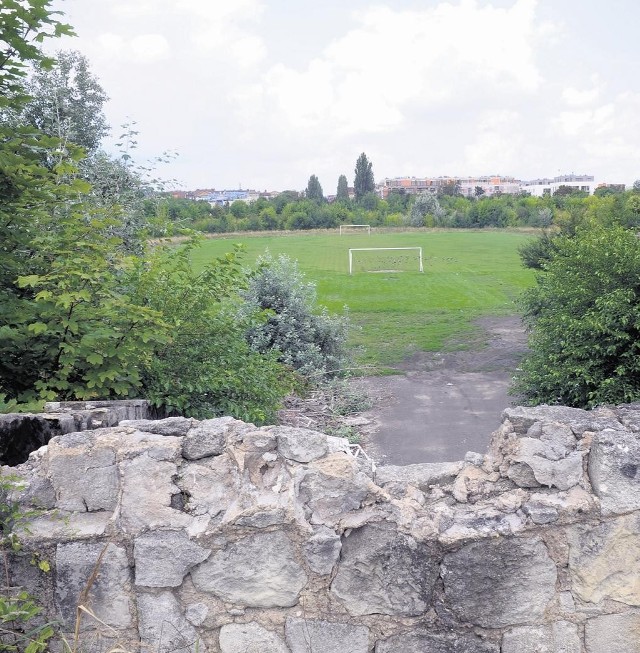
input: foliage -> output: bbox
[132,240,295,423]
[518,231,558,269]
[0,476,55,653]
[514,224,640,408]
[18,50,109,154]
[353,152,374,201]
[336,174,349,201]
[0,1,73,101]
[305,174,324,202]
[437,180,461,197]
[241,253,351,379]
[0,2,88,406]
[406,193,443,227]
[11,199,168,404]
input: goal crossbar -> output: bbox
[348,247,424,275]
[340,224,371,235]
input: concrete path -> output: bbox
[354,316,527,465]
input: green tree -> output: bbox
[19,50,109,153]
[515,224,640,408]
[407,193,443,227]
[336,174,349,201]
[438,180,461,197]
[353,152,374,201]
[306,174,324,202]
[0,0,76,405]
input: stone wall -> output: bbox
[4,403,640,652]
[0,400,152,466]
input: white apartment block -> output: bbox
[378,173,622,199]
[519,174,598,197]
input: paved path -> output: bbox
[355,316,527,465]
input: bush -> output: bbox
[131,241,296,423]
[241,253,351,380]
[514,224,640,408]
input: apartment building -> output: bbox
[378,175,521,199]
[519,174,597,197]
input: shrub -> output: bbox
[514,224,640,408]
[241,253,351,380]
[131,240,296,423]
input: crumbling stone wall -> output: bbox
[0,400,152,465]
[5,403,640,652]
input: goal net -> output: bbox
[348,247,424,275]
[339,224,371,235]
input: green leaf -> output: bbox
[27,322,48,335]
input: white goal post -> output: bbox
[340,224,371,235]
[348,247,424,275]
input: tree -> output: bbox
[407,193,444,227]
[306,174,324,202]
[438,180,461,197]
[474,186,485,197]
[353,152,374,201]
[514,224,640,408]
[336,174,349,201]
[20,50,109,153]
[632,180,640,193]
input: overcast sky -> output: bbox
[49,0,640,192]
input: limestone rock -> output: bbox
[219,622,289,653]
[508,437,583,491]
[297,454,372,523]
[303,525,341,574]
[331,523,439,616]
[183,417,237,460]
[181,454,240,519]
[584,612,640,653]
[502,621,581,653]
[276,426,329,462]
[119,416,194,436]
[441,537,557,627]
[503,406,595,436]
[376,461,464,490]
[522,501,559,525]
[120,454,191,531]
[137,591,203,653]
[588,427,640,515]
[55,542,133,630]
[134,531,210,587]
[374,630,498,652]
[191,531,307,607]
[285,617,369,653]
[48,431,119,512]
[568,514,640,606]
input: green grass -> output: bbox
[190,230,536,368]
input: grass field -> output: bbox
[190,229,536,369]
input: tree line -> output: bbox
[162,175,640,236]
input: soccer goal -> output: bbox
[339,224,371,235]
[348,247,424,275]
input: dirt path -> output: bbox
[352,315,528,465]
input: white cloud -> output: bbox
[562,76,602,107]
[236,0,547,140]
[130,34,171,63]
[463,110,525,174]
